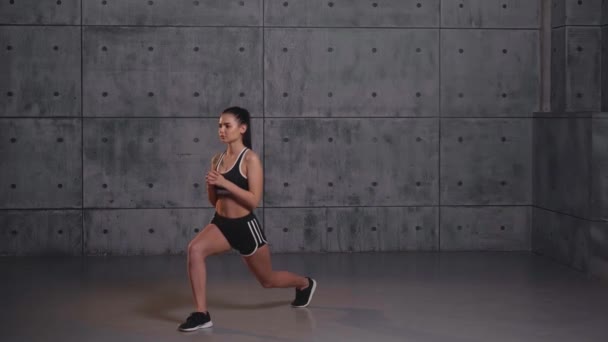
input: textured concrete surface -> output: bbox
[0,210,82,256]
[551,27,602,112]
[83,27,263,117]
[83,208,241,255]
[264,0,440,27]
[550,26,567,112]
[591,116,608,220]
[0,119,82,208]
[83,0,262,26]
[0,0,80,25]
[82,118,263,208]
[442,0,540,28]
[440,206,531,251]
[440,119,532,205]
[0,26,81,117]
[551,0,604,112]
[603,25,608,111]
[532,207,590,272]
[532,116,591,218]
[536,0,608,281]
[531,113,608,281]
[441,29,539,117]
[588,220,608,279]
[264,28,439,117]
[2,252,608,342]
[551,0,604,27]
[1,1,545,256]
[265,207,438,252]
[264,118,439,206]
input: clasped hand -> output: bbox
[206,170,226,187]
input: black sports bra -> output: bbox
[214,147,249,196]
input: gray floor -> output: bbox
[1,252,608,342]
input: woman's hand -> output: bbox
[206,170,226,187]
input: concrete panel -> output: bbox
[0,0,79,25]
[551,0,566,28]
[0,26,81,117]
[83,0,262,26]
[553,0,604,27]
[440,118,532,205]
[264,208,325,253]
[533,117,591,218]
[603,26,608,111]
[551,27,566,112]
[441,29,539,117]
[264,0,439,27]
[326,207,438,252]
[564,0,603,26]
[265,28,439,117]
[264,206,438,252]
[84,208,217,255]
[588,220,608,280]
[83,27,262,117]
[591,118,608,220]
[83,118,263,208]
[604,0,608,24]
[441,0,540,28]
[264,118,439,207]
[0,210,82,256]
[440,206,531,251]
[0,119,82,209]
[531,208,589,272]
[565,27,602,112]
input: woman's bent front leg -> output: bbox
[187,224,231,313]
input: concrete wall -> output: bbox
[603,0,608,112]
[1,0,540,255]
[532,0,608,281]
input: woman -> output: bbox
[178,106,317,332]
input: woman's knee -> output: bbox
[259,274,276,288]
[188,240,210,259]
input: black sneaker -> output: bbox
[178,311,213,331]
[291,277,317,308]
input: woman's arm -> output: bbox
[206,154,221,206]
[207,151,263,211]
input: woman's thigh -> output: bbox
[242,245,272,281]
[189,224,231,256]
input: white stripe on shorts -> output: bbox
[247,221,260,245]
[249,220,264,245]
[252,219,267,243]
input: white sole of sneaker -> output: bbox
[178,321,213,332]
[292,279,317,308]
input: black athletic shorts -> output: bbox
[211,212,267,256]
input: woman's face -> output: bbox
[218,113,246,143]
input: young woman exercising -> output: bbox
[178,106,317,331]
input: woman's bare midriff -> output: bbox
[214,195,251,218]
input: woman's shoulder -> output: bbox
[244,149,261,163]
